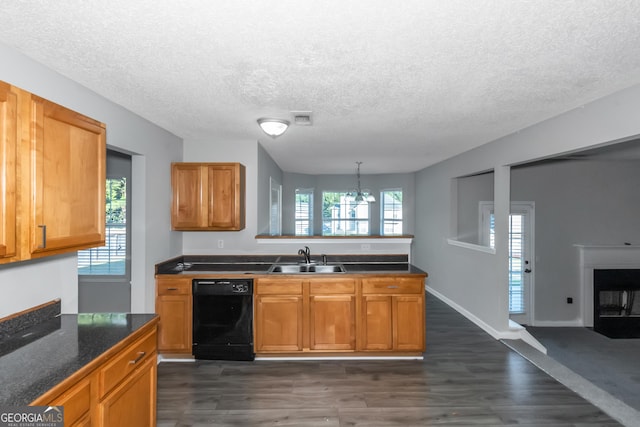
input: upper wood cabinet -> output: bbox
[0,82,17,261]
[0,80,106,264]
[27,95,106,256]
[171,162,245,231]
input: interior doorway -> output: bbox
[78,149,132,312]
[480,201,535,325]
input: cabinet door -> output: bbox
[360,295,393,351]
[0,82,17,260]
[207,164,244,229]
[47,378,91,427]
[309,295,356,350]
[393,295,425,351]
[156,294,192,353]
[171,163,245,231]
[29,96,106,255]
[171,163,206,229]
[308,278,356,351]
[255,295,304,352]
[156,278,192,353]
[99,356,156,427]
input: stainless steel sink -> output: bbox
[268,264,345,273]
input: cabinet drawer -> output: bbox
[255,280,302,295]
[156,279,191,295]
[310,279,356,295]
[98,330,156,397]
[362,277,424,294]
[48,378,91,426]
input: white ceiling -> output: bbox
[1,1,640,174]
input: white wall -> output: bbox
[0,43,183,317]
[414,82,640,336]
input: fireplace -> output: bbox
[593,269,640,338]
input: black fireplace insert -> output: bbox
[593,269,640,338]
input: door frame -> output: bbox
[479,201,535,325]
[78,149,132,312]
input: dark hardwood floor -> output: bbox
[157,294,622,426]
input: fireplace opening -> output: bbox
[594,269,640,338]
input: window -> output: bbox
[381,189,403,235]
[322,191,369,236]
[270,177,282,235]
[295,188,313,236]
[78,150,130,278]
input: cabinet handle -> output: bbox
[38,225,47,248]
[387,285,398,289]
[129,351,146,365]
[165,287,179,291]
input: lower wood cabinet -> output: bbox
[255,275,424,355]
[255,277,357,353]
[98,356,156,427]
[31,320,158,427]
[361,277,425,352]
[254,279,304,352]
[155,277,192,354]
[309,280,356,351]
[155,273,425,357]
[46,378,91,427]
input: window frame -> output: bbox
[321,191,370,236]
[294,188,314,236]
[380,188,403,236]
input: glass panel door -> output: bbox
[481,202,534,324]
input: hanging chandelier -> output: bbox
[345,161,375,204]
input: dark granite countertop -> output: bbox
[156,255,427,276]
[0,313,157,406]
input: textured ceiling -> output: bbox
[1,1,640,174]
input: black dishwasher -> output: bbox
[192,279,254,361]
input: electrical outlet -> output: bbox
[567,297,573,304]
[361,243,371,250]
[217,239,224,249]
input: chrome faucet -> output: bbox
[298,246,311,264]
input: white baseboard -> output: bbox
[157,354,196,364]
[531,319,584,327]
[426,286,546,354]
[255,356,423,361]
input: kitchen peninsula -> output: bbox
[155,254,427,360]
[0,301,158,426]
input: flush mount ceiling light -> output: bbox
[257,118,290,138]
[345,161,376,204]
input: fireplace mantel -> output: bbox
[576,244,640,327]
